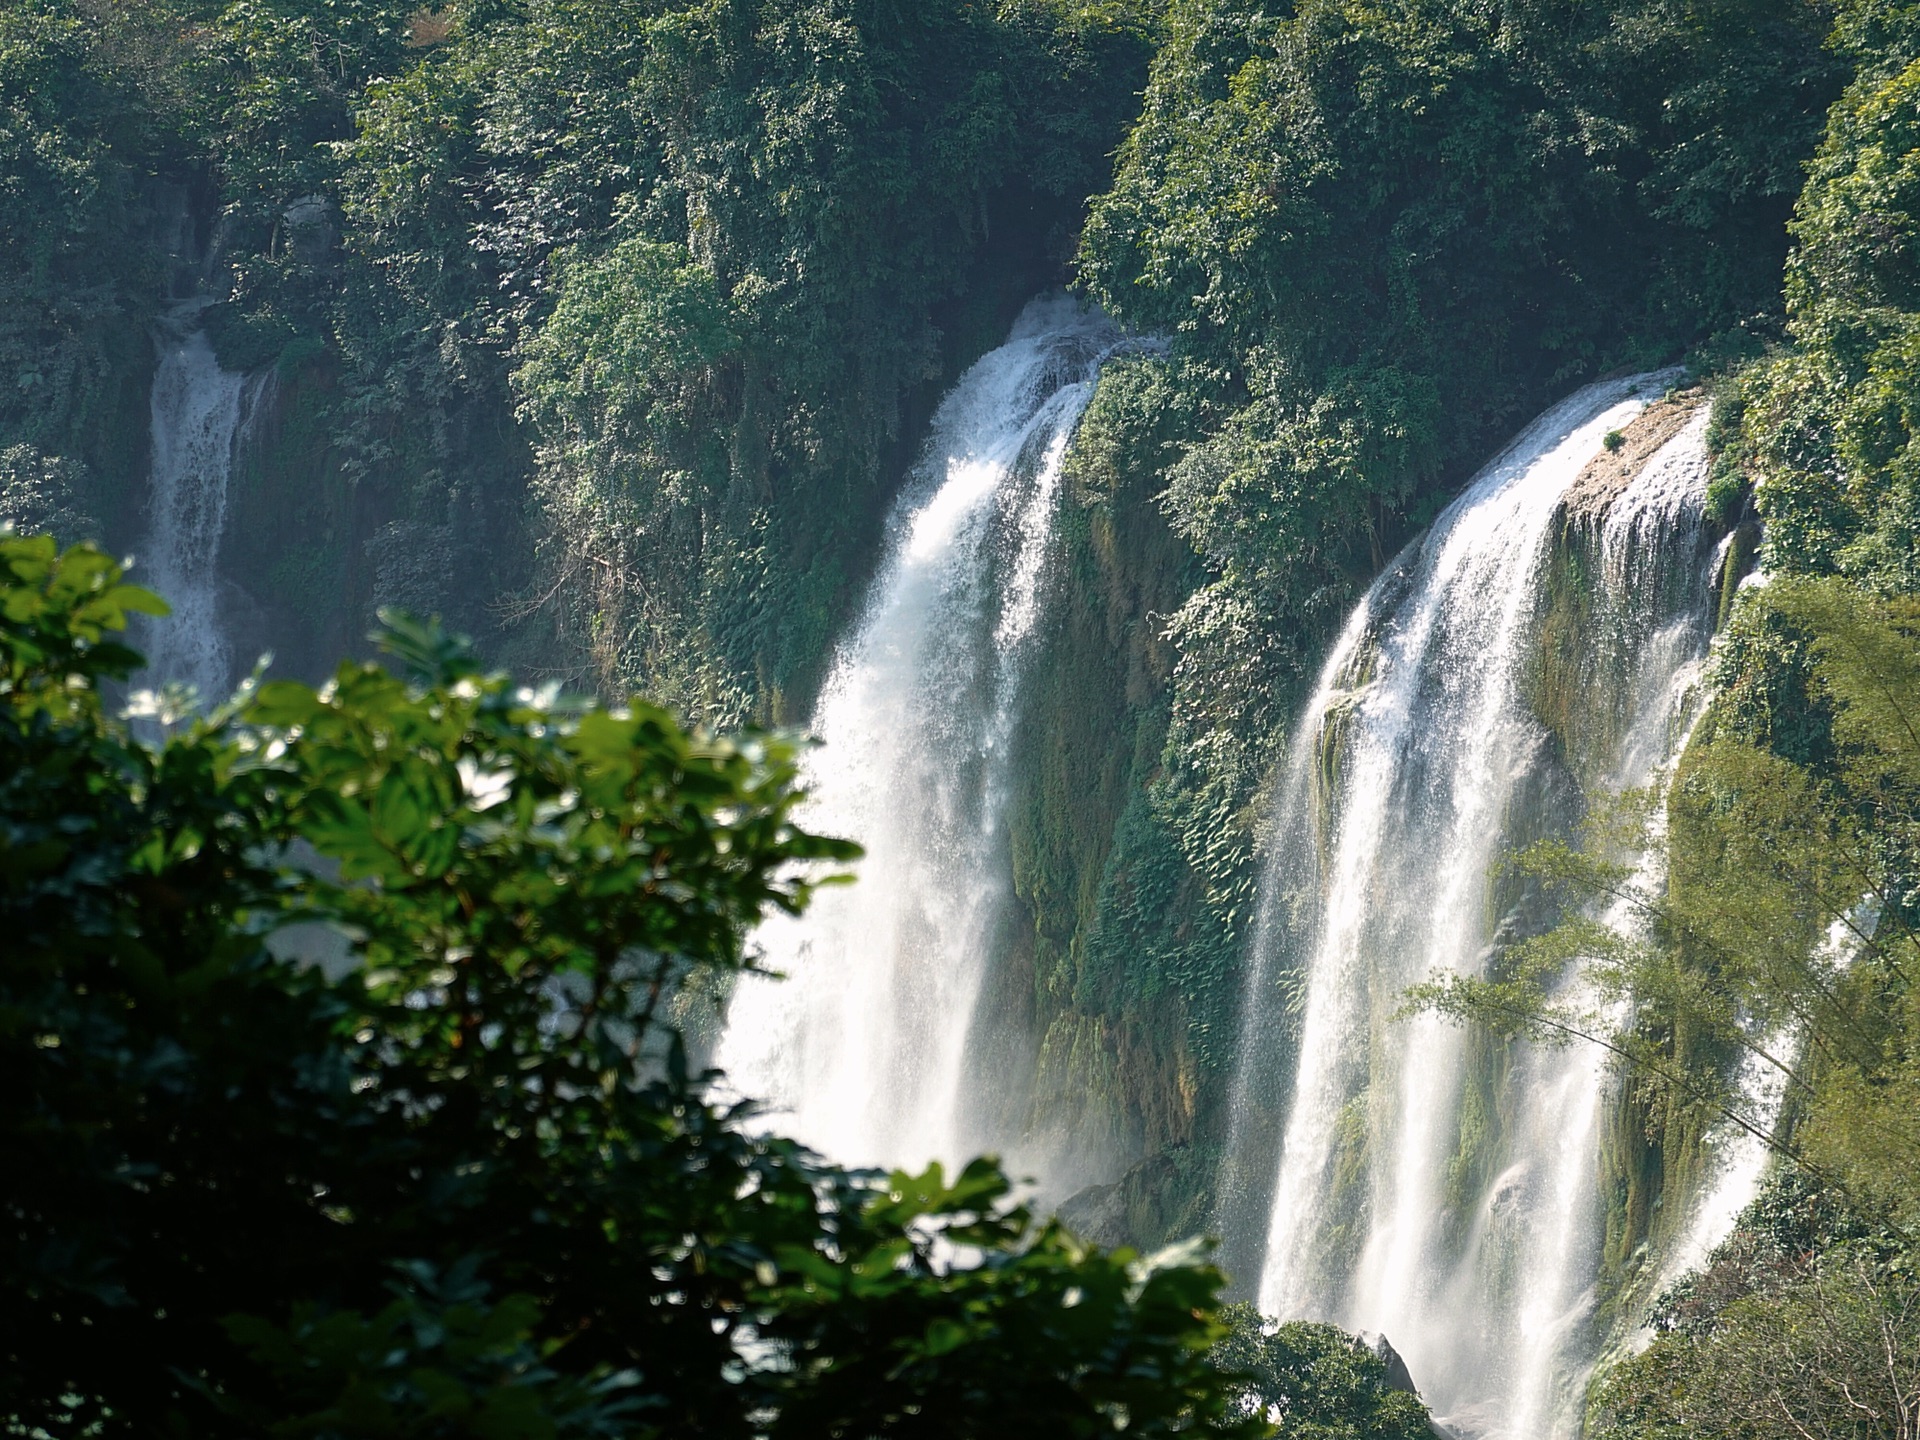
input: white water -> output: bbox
[137,318,256,702]
[1233,376,1721,1438]
[717,296,1127,1174]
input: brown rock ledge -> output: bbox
[1561,387,1706,525]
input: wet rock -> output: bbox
[283,195,339,266]
[1057,1179,1130,1248]
[1357,1330,1420,1396]
[1356,1333,1462,1440]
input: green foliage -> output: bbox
[517,236,739,495]
[8,2,1920,1404]
[1,532,1270,1440]
[1080,0,1841,646]
[177,0,414,205]
[1006,353,1253,1161]
[1209,1305,1432,1438]
[1592,1196,1918,1440]
[1741,4,1920,590]
[0,0,1157,711]
[1043,7,1850,1199]
[0,443,96,542]
[0,527,167,701]
[1399,11,1920,1400]
[316,0,1161,714]
[222,1258,650,1440]
[1076,0,1841,650]
[0,3,163,528]
[1005,0,1858,1204]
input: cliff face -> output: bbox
[998,360,1200,1166]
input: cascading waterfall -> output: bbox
[137,312,259,701]
[1226,374,1726,1439]
[717,295,1128,1174]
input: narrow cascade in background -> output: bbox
[137,312,260,701]
[717,296,1128,1175]
[1225,374,1726,1440]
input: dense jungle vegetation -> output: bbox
[5,0,1920,1431]
[0,0,1156,706]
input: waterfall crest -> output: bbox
[137,316,260,702]
[717,295,1127,1174]
[1226,374,1724,1438]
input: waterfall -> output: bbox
[717,295,1128,1174]
[1226,374,1722,1439]
[136,314,258,703]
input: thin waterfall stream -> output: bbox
[717,295,1130,1175]
[136,308,262,703]
[1224,375,1731,1439]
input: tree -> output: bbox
[1210,1306,1433,1439]
[1739,0,1920,592]
[0,530,1267,1439]
[1592,1195,1920,1440]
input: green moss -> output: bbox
[1030,1011,1136,1160]
[1442,1029,1511,1240]
[1315,1094,1373,1283]
[1310,652,1374,860]
[997,356,1283,1201]
[1715,521,1761,633]
[203,302,310,375]
[1528,532,1611,783]
[219,372,359,680]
